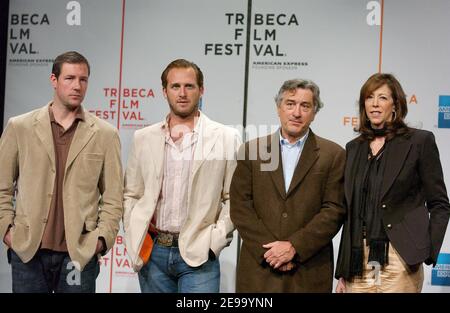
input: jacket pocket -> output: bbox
[79,155,104,188]
[81,153,104,161]
[402,206,430,249]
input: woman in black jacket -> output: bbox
[335,73,450,292]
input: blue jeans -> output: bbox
[138,242,220,293]
[9,249,99,293]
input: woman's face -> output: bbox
[364,84,395,129]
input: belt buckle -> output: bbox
[158,233,173,247]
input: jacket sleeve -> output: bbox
[288,146,346,263]
[0,119,19,241]
[230,142,278,264]
[209,129,242,257]
[123,131,145,235]
[419,131,450,265]
[97,129,124,253]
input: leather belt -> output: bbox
[154,230,179,247]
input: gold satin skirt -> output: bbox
[347,240,424,293]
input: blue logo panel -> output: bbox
[431,253,450,286]
[438,95,450,128]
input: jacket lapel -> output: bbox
[148,127,165,181]
[286,131,319,197]
[65,114,96,171]
[380,136,411,199]
[191,114,218,178]
[33,105,56,171]
[344,139,366,208]
[267,132,287,200]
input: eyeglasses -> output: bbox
[282,102,314,112]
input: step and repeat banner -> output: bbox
[2,0,450,292]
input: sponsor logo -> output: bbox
[438,95,450,128]
[431,253,450,286]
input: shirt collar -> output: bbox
[161,110,202,143]
[279,128,309,147]
[48,103,85,123]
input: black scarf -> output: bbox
[349,140,390,278]
[372,126,387,137]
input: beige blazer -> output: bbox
[0,103,123,270]
[123,112,241,271]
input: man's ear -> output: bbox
[50,73,58,89]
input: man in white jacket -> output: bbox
[123,59,241,293]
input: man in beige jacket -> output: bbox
[0,51,123,292]
[123,59,241,293]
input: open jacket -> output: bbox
[230,130,346,292]
[336,128,450,280]
[0,103,124,270]
[123,112,241,272]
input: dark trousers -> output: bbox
[9,249,99,293]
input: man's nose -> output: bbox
[292,103,302,116]
[73,79,81,90]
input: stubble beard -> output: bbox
[63,101,82,112]
[169,101,199,119]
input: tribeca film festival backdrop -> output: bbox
[1,0,449,292]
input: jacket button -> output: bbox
[282,213,288,218]
[387,224,392,229]
[382,204,386,209]
[42,218,48,223]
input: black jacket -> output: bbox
[335,128,450,279]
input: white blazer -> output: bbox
[123,112,241,271]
